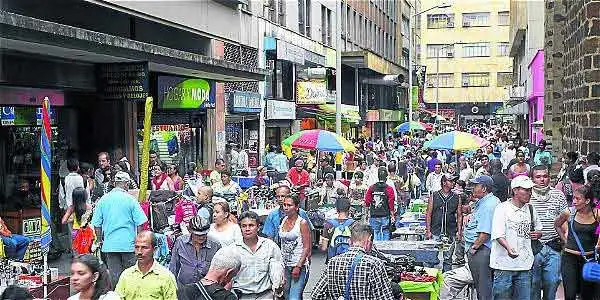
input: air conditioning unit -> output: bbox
[446,52,454,57]
[462,81,469,87]
[463,21,471,27]
[427,82,435,87]
[446,21,455,28]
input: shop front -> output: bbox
[362,109,403,138]
[265,99,295,147]
[226,91,262,149]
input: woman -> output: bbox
[348,171,369,206]
[508,151,530,179]
[211,170,242,205]
[458,156,473,182]
[151,164,175,191]
[113,161,138,190]
[556,167,585,206]
[61,187,93,254]
[279,195,311,299]
[254,166,269,187]
[167,164,185,191]
[68,254,119,300]
[554,186,600,300]
[207,202,242,247]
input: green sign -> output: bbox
[411,86,419,111]
[158,76,216,109]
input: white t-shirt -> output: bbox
[490,201,542,271]
[60,172,85,209]
[68,291,120,300]
[207,223,242,247]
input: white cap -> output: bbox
[114,171,131,182]
[511,175,535,189]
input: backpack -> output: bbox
[327,219,354,260]
[73,225,95,254]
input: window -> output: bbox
[427,44,454,58]
[353,11,358,44]
[462,12,490,27]
[427,73,454,87]
[358,15,363,46]
[427,14,455,29]
[267,0,276,23]
[498,11,509,26]
[298,0,305,35]
[321,6,332,46]
[401,50,409,68]
[462,73,490,87]
[347,6,352,41]
[497,72,512,86]
[306,0,311,37]
[497,42,510,56]
[462,43,490,57]
[402,16,409,35]
[277,0,286,26]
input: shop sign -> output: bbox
[0,87,65,106]
[1,106,56,126]
[157,76,216,109]
[366,110,379,122]
[277,40,305,65]
[266,100,295,120]
[97,62,149,101]
[325,48,336,68]
[249,130,259,140]
[297,80,328,104]
[22,217,41,238]
[229,91,261,113]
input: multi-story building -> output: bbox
[420,0,512,125]
[508,0,545,145]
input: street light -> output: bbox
[408,2,451,123]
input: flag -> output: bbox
[40,97,52,253]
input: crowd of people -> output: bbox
[2,122,600,300]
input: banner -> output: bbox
[39,97,52,253]
[138,97,154,202]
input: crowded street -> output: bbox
[1,0,600,300]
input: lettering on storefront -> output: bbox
[266,100,296,120]
[229,91,262,113]
[365,110,379,122]
[297,80,328,104]
[97,62,149,101]
[22,217,41,238]
[157,76,216,109]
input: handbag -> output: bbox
[569,211,600,282]
[528,204,543,255]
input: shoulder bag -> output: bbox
[569,210,600,282]
[528,204,543,255]
[338,253,364,300]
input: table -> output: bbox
[374,240,442,266]
[29,276,70,300]
[400,268,443,300]
[392,227,425,241]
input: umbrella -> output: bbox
[427,131,490,151]
[394,121,427,133]
[282,129,356,152]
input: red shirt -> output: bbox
[287,168,310,187]
[364,183,396,213]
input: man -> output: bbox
[225,144,240,174]
[490,175,542,299]
[210,159,226,185]
[364,167,396,241]
[195,186,215,222]
[232,211,285,299]
[93,151,111,199]
[425,174,462,272]
[0,216,30,261]
[12,179,40,210]
[475,155,490,177]
[236,144,249,175]
[425,162,444,193]
[114,148,131,172]
[269,146,289,182]
[311,223,394,300]
[116,231,177,300]
[533,140,553,167]
[427,151,442,173]
[583,151,600,184]
[319,173,348,206]
[59,158,84,211]
[320,197,354,262]
[169,216,221,286]
[490,159,510,202]
[463,175,499,300]
[316,158,335,181]
[177,246,241,300]
[262,185,314,244]
[529,165,568,300]
[500,141,516,171]
[286,159,310,208]
[91,171,148,285]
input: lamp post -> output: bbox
[408,2,451,123]
[335,1,342,136]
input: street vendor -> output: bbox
[319,173,348,206]
[286,159,310,208]
[0,216,30,261]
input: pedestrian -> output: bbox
[113,161,138,190]
[427,151,442,174]
[195,186,215,222]
[169,216,220,286]
[348,171,369,207]
[508,150,530,179]
[93,152,111,200]
[475,155,490,177]
[231,211,285,299]
[584,152,600,185]
[555,186,600,300]
[425,162,444,193]
[425,174,462,272]
[116,231,177,300]
[91,171,148,286]
[463,175,500,300]
[490,175,542,300]
[210,159,226,185]
[211,170,242,208]
[500,141,516,171]
[319,173,347,206]
[311,223,395,300]
[530,164,568,300]
[270,146,289,182]
[320,197,354,262]
[279,195,312,299]
[364,167,396,241]
[236,144,250,176]
[534,140,553,167]
[68,254,119,300]
[167,164,184,191]
[0,216,30,261]
[176,247,241,300]
[207,202,242,247]
[262,185,314,245]
[490,159,510,202]
[287,159,310,209]
[0,286,32,300]
[556,167,585,206]
[61,187,93,254]
[151,164,175,191]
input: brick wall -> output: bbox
[560,0,600,153]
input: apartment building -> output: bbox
[420,0,512,123]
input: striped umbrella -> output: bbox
[40,97,52,253]
[427,131,490,151]
[282,129,356,152]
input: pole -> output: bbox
[436,47,440,123]
[407,8,413,123]
[335,0,342,135]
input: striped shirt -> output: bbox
[529,188,568,243]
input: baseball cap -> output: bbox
[469,175,493,187]
[511,175,535,189]
[114,171,131,182]
[443,174,459,182]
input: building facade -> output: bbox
[420,0,512,124]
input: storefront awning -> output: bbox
[297,104,360,125]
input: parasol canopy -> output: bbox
[427,131,490,151]
[394,121,427,133]
[282,129,356,152]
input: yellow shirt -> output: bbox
[116,261,177,300]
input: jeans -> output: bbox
[467,246,493,300]
[104,252,136,287]
[1,235,30,261]
[369,216,390,241]
[424,235,455,272]
[284,265,309,300]
[454,238,466,264]
[561,252,600,300]
[493,269,531,300]
[531,245,561,300]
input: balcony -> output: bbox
[507,85,526,104]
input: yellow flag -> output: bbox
[138,97,153,202]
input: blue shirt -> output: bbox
[270,154,289,173]
[463,192,500,250]
[262,208,314,242]
[91,188,148,252]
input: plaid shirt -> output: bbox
[311,247,394,300]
